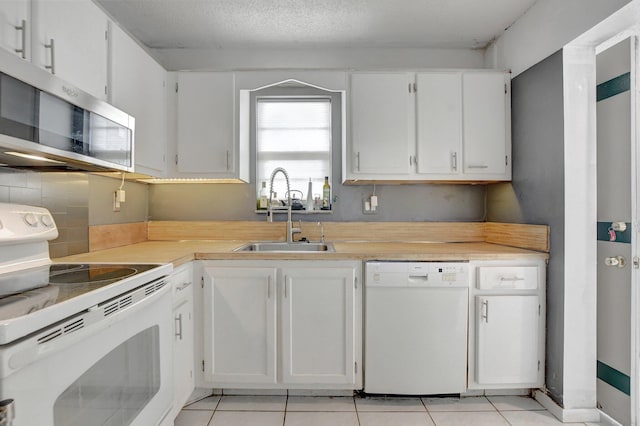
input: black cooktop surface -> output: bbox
[0,263,161,321]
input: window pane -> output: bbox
[256,98,331,202]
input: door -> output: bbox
[203,267,277,385]
[462,72,508,175]
[31,0,108,100]
[349,72,413,175]
[110,24,166,176]
[176,72,235,176]
[416,72,462,175]
[475,295,539,385]
[280,266,356,386]
[596,37,633,426]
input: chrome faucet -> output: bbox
[267,167,301,243]
[317,221,325,243]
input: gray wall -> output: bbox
[0,170,148,257]
[486,50,565,404]
[148,182,486,222]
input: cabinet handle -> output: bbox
[356,152,360,171]
[44,38,55,74]
[175,313,183,340]
[451,152,458,171]
[226,150,230,170]
[467,164,489,169]
[481,299,489,323]
[499,276,524,281]
[409,155,412,166]
[284,276,288,298]
[15,20,26,59]
[176,281,192,291]
[267,275,271,298]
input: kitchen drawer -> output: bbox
[171,264,194,303]
[476,266,538,290]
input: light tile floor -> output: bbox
[175,395,610,426]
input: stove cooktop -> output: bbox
[0,263,162,322]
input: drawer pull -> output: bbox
[499,277,525,281]
[176,281,192,291]
[175,313,183,340]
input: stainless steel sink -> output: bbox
[234,242,335,253]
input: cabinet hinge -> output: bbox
[538,360,541,371]
[413,83,417,93]
[104,85,108,96]
[505,156,509,166]
[175,82,179,93]
[175,154,179,165]
[408,83,411,93]
[355,361,358,374]
[538,305,541,316]
[201,276,204,288]
[202,360,205,372]
[105,30,108,41]
[504,83,507,94]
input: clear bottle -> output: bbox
[322,176,331,210]
[306,178,314,211]
[257,181,268,210]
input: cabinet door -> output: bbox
[416,72,462,175]
[0,1,29,60]
[280,266,356,386]
[176,72,235,176]
[173,295,194,413]
[110,24,166,176]
[349,73,413,175]
[32,0,108,100]
[203,267,277,385]
[462,72,508,175]
[476,295,540,384]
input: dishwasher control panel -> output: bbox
[366,262,469,288]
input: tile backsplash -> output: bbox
[0,169,89,258]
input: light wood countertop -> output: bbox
[56,240,548,267]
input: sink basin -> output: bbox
[234,242,335,253]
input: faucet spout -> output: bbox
[267,167,299,243]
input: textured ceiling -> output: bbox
[96,0,538,50]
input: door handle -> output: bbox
[605,256,626,268]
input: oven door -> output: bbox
[0,280,173,426]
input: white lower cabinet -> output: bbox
[200,260,362,390]
[170,263,195,419]
[468,260,546,389]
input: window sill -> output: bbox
[255,209,333,215]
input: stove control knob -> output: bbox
[40,215,54,227]
[24,213,38,227]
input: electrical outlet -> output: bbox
[363,195,377,215]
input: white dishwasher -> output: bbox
[364,261,469,395]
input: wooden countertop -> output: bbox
[57,240,548,267]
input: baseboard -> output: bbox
[534,390,601,423]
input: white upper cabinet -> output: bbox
[174,72,239,178]
[344,70,511,183]
[110,24,166,176]
[462,72,509,177]
[416,72,462,176]
[0,1,30,60]
[349,72,413,175]
[31,0,109,100]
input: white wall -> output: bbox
[151,47,485,71]
[485,0,630,77]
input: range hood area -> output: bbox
[0,47,135,173]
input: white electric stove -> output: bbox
[0,203,174,426]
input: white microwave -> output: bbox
[0,47,135,172]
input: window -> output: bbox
[255,97,332,204]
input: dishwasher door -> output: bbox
[364,262,469,395]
